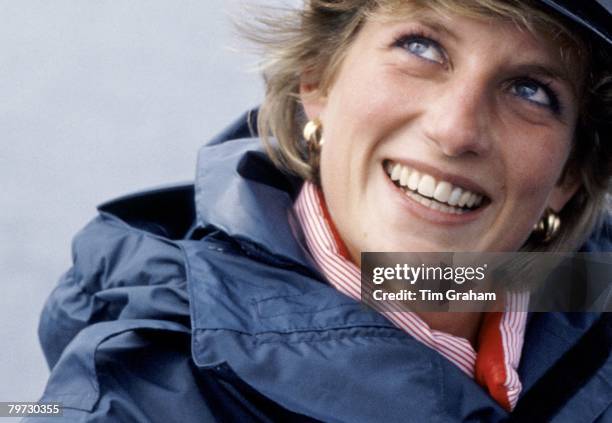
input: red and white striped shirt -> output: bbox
[294,181,528,410]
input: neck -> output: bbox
[418,312,484,348]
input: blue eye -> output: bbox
[395,35,445,65]
[511,79,561,113]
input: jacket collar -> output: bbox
[194,138,316,270]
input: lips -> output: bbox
[384,160,490,215]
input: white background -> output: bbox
[0,0,289,407]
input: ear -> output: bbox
[299,74,327,121]
[547,172,581,212]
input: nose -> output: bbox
[422,77,492,157]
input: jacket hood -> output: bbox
[194,137,314,270]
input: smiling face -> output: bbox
[301,9,582,261]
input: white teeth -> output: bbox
[407,171,420,191]
[400,166,411,186]
[386,161,394,174]
[417,175,436,198]
[391,163,402,181]
[407,190,466,215]
[458,191,471,207]
[419,196,432,207]
[467,193,477,208]
[433,181,452,203]
[448,187,463,206]
[386,161,486,212]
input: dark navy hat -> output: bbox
[539,0,612,46]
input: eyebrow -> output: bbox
[418,17,461,42]
[511,63,578,95]
[383,13,461,42]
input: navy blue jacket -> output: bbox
[31,114,612,422]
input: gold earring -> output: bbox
[303,118,324,152]
[533,208,561,243]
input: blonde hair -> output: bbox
[244,0,612,252]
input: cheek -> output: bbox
[323,64,422,141]
[318,68,400,237]
[502,130,573,200]
[318,79,384,183]
[320,71,427,190]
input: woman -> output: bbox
[32,0,611,421]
